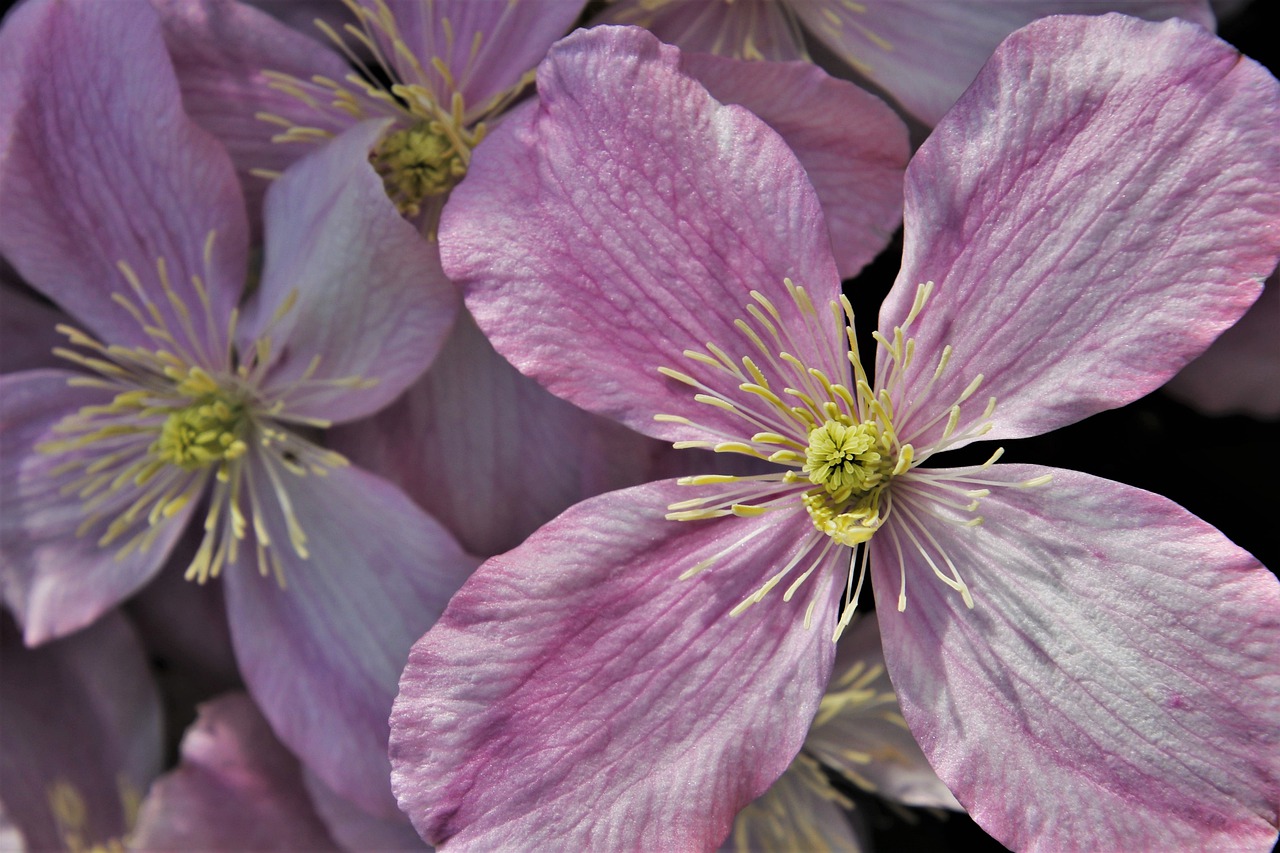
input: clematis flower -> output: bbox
[0,611,162,852]
[730,613,959,853]
[0,0,476,819]
[596,0,1215,124]
[390,19,1280,852]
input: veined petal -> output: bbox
[595,0,806,62]
[131,692,340,851]
[372,0,588,118]
[0,0,248,363]
[794,0,1214,125]
[444,25,843,443]
[244,119,458,423]
[390,480,841,850]
[1165,270,1280,417]
[153,0,355,222]
[0,371,191,645]
[679,52,909,279]
[329,308,706,557]
[873,464,1280,851]
[729,755,865,853]
[224,462,478,817]
[0,611,162,852]
[881,15,1280,450]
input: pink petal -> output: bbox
[794,0,1214,125]
[1,371,190,645]
[679,52,908,279]
[242,119,458,423]
[1165,271,1280,417]
[390,480,841,850]
[882,14,1280,450]
[329,308,706,557]
[730,756,865,853]
[443,26,842,443]
[224,462,478,817]
[373,0,588,118]
[595,0,806,62]
[874,464,1280,851]
[153,0,354,224]
[131,692,339,851]
[0,0,248,363]
[0,611,162,851]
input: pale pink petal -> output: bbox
[390,480,841,850]
[242,119,458,423]
[153,0,355,222]
[0,276,67,374]
[806,613,962,810]
[1165,271,1280,417]
[329,308,707,556]
[729,757,865,853]
[795,1,1214,125]
[372,0,588,117]
[0,611,162,851]
[0,0,248,363]
[680,52,908,279]
[874,464,1280,851]
[444,26,842,443]
[303,771,429,852]
[225,462,478,817]
[882,15,1280,451]
[596,0,806,61]
[0,371,192,645]
[131,692,339,851]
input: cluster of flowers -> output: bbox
[1,1,1277,851]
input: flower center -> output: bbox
[369,118,471,217]
[153,394,248,471]
[802,418,896,546]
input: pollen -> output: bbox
[153,392,248,471]
[370,117,472,217]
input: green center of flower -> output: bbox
[370,119,470,217]
[153,395,248,471]
[802,418,895,546]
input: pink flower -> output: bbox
[389,19,1280,851]
[0,0,475,818]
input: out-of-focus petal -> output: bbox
[242,119,457,424]
[795,0,1214,125]
[372,0,587,117]
[596,0,806,62]
[0,0,248,361]
[0,275,67,374]
[153,0,354,220]
[680,52,908,279]
[1165,271,1280,417]
[882,14,1280,451]
[131,692,339,851]
[390,480,840,850]
[1,371,190,645]
[806,614,962,811]
[304,771,429,852]
[444,26,841,443]
[224,462,478,817]
[874,464,1280,851]
[329,308,704,557]
[729,755,864,853]
[0,611,162,851]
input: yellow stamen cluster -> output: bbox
[370,117,474,217]
[801,417,896,546]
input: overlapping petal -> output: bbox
[0,276,67,374]
[224,462,478,816]
[304,771,429,852]
[794,0,1214,125]
[873,464,1280,851]
[0,371,192,644]
[131,692,339,851]
[679,52,908,279]
[241,119,458,423]
[595,0,805,62]
[0,0,248,362]
[444,26,843,443]
[728,756,865,853]
[390,480,841,850]
[0,611,162,851]
[880,14,1280,450]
